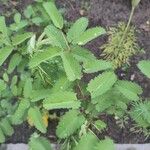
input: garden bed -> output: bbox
[0,0,150,148]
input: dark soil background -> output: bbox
[0,0,150,144]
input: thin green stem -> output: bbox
[118,7,135,47]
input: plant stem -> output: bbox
[119,7,135,46]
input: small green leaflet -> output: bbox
[61,52,82,81]
[8,53,22,74]
[67,17,89,43]
[83,59,112,73]
[30,89,51,102]
[29,134,52,150]
[23,78,32,98]
[56,110,85,139]
[43,91,80,110]
[115,80,143,101]
[137,60,150,78]
[29,47,61,68]
[0,79,6,93]
[74,27,106,45]
[0,118,14,136]
[95,139,115,150]
[43,2,63,29]
[73,133,98,150]
[87,71,117,98]
[14,13,21,24]
[11,32,33,46]
[28,107,47,133]
[12,99,30,125]
[93,120,107,132]
[0,16,9,43]
[71,46,96,62]
[0,128,5,143]
[44,25,67,49]
[0,46,13,66]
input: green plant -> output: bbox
[101,0,141,68]
[0,0,147,149]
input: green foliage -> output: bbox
[137,60,150,78]
[43,2,64,29]
[43,91,80,110]
[87,71,117,98]
[56,110,85,139]
[0,0,146,148]
[28,107,47,133]
[29,133,52,150]
[115,80,143,101]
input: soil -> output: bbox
[0,0,150,145]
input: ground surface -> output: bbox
[0,0,150,144]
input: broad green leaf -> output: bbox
[43,91,80,110]
[23,78,32,98]
[11,32,33,46]
[95,139,115,150]
[0,128,5,143]
[0,46,13,66]
[67,17,88,43]
[30,89,51,102]
[61,52,82,81]
[29,47,61,68]
[73,133,98,150]
[74,27,106,45]
[12,99,30,124]
[0,118,14,136]
[44,25,67,49]
[56,110,85,139]
[29,134,52,150]
[28,107,47,133]
[71,46,96,62]
[43,2,63,29]
[115,80,143,101]
[137,60,150,78]
[8,53,22,74]
[87,71,117,98]
[83,59,112,73]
